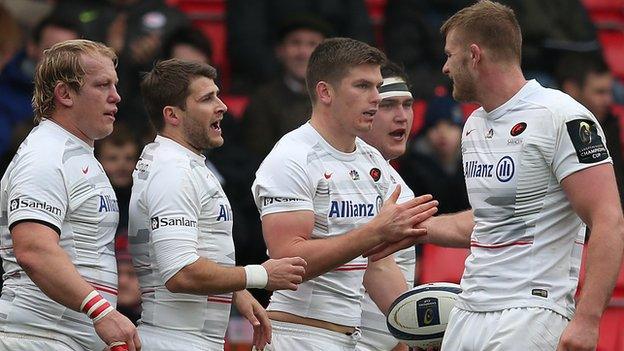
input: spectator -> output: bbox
[242,16,330,160]
[557,52,624,207]
[227,0,373,93]
[162,26,213,66]
[95,123,140,236]
[0,15,80,164]
[0,4,22,71]
[502,0,599,87]
[52,0,190,142]
[383,0,473,99]
[399,94,470,214]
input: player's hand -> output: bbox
[391,342,410,351]
[370,186,438,241]
[556,314,599,351]
[262,257,307,291]
[233,290,272,349]
[94,309,141,351]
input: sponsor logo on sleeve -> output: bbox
[261,197,304,207]
[566,119,608,164]
[8,197,62,216]
[150,216,197,230]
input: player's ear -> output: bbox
[54,82,74,108]
[163,105,182,127]
[316,81,332,105]
[469,44,481,67]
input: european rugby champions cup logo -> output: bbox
[579,121,592,144]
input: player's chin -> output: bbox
[207,135,224,149]
[91,124,115,141]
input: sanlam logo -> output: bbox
[9,197,62,216]
[464,156,515,182]
[151,216,198,230]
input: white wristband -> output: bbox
[244,265,268,288]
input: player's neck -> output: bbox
[309,111,357,153]
[159,130,202,155]
[478,66,527,113]
[48,113,95,147]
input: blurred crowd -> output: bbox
[1,0,623,325]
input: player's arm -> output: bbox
[557,163,624,351]
[420,210,474,248]
[166,256,305,294]
[150,168,305,295]
[262,187,437,280]
[365,209,473,261]
[363,255,408,315]
[12,222,139,350]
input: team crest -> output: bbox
[369,168,381,182]
[510,122,527,136]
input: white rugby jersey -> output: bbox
[360,164,415,348]
[0,119,119,350]
[252,123,396,327]
[458,80,612,319]
[128,135,235,348]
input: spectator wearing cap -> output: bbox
[241,16,331,160]
[398,94,470,214]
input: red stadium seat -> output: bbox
[221,94,249,120]
[578,245,624,350]
[410,100,427,136]
[582,0,624,26]
[173,0,230,91]
[612,104,624,156]
[419,244,469,284]
[598,31,624,80]
[597,305,624,351]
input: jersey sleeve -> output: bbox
[145,165,201,284]
[7,151,67,234]
[252,151,315,217]
[552,111,612,182]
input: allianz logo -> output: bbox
[464,156,515,182]
[329,196,382,218]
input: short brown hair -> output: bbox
[33,39,117,123]
[306,37,386,103]
[441,0,522,64]
[141,58,217,131]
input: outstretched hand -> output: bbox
[366,186,438,260]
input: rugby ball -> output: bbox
[386,282,462,349]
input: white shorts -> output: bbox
[357,293,398,351]
[265,320,360,351]
[356,327,397,351]
[441,307,568,351]
[0,331,81,351]
[138,324,223,351]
